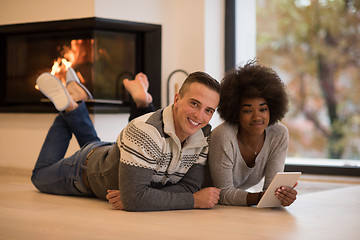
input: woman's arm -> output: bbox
[263,124,289,191]
[208,127,250,206]
[263,124,297,207]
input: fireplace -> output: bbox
[0,17,161,113]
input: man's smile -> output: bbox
[188,118,200,126]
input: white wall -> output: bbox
[0,0,225,170]
[0,0,95,24]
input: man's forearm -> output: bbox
[160,164,205,194]
[119,162,195,211]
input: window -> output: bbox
[228,0,360,174]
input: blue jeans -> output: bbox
[31,101,155,196]
[31,102,109,196]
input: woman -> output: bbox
[208,60,297,206]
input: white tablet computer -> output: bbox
[257,172,301,208]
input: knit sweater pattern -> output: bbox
[87,104,211,211]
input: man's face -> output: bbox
[173,82,219,143]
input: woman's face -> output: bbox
[238,97,270,136]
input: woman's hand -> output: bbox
[275,182,298,207]
[106,190,124,210]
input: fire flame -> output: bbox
[50,58,71,75]
[36,39,90,90]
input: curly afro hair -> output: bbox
[218,60,289,126]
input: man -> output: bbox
[31,67,221,211]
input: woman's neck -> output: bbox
[237,128,265,157]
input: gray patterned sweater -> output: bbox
[86,105,211,211]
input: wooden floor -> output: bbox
[1,170,359,240]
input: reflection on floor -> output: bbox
[296,173,360,194]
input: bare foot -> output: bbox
[63,85,79,112]
[123,72,153,108]
[67,81,89,102]
[64,97,79,112]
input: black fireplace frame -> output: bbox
[0,17,161,113]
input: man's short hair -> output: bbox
[178,72,220,97]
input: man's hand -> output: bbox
[106,190,124,210]
[193,187,221,209]
[275,182,298,207]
